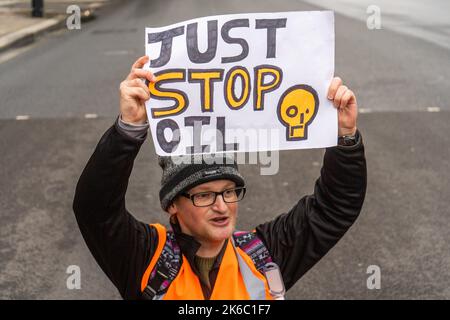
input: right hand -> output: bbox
[327,76,358,136]
[119,55,156,124]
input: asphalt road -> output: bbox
[0,0,449,299]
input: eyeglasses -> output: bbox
[181,187,246,207]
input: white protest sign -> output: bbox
[144,11,336,156]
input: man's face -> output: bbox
[169,179,238,244]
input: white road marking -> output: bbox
[16,115,30,120]
[356,107,444,114]
[84,113,98,119]
[103,50,133,56]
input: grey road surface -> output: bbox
[0,0,449,299]
[304,0,450,50]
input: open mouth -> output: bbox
[210,217,230,226]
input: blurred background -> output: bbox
[0,0,449,299]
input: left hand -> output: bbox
[327,77,358,136]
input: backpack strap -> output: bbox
[233,230,273,274]
[141,224,181,300]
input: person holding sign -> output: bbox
[73,53,366,300]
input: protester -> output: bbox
[73,55,366,300]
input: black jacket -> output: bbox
[73,121,367,300]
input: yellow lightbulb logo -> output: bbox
[277,84,319,141]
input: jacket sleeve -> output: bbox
[255,131,367,291]
[72,120,158,299]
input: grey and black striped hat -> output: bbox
[158,154,245,211]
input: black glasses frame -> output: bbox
[181,187,246,207]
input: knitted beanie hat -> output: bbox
[158,154,245,211]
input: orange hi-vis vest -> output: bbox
[140,223,273,300]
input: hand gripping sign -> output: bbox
[144,11,336,156]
